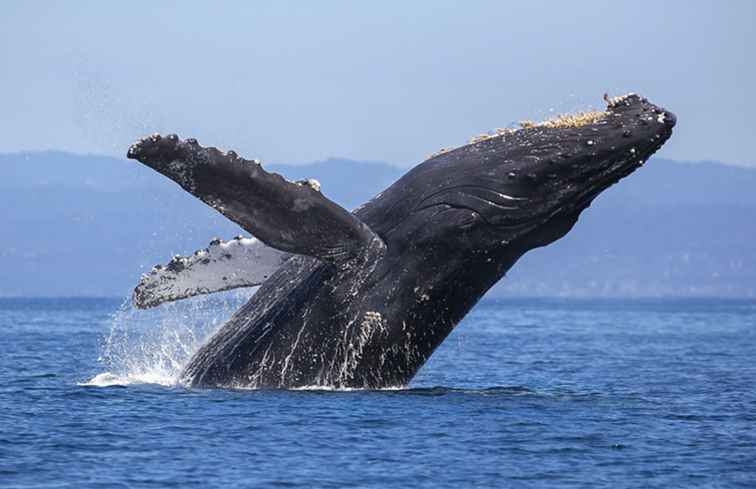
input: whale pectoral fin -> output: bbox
[134,236,291,309]
[127,134,384,264]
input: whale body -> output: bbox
[127,94,676,388]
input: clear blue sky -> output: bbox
[2,1,753,166]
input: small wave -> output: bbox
[80,371,178,387]
[80,373,537,395]
[227,384,535,395]
[288,384,407,392]
[396,385,536,397]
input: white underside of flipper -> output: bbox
[133,236,291,309]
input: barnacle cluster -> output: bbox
[427,103,610,160]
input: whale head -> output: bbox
[360,94,676,282]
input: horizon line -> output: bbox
[1,149,753,170]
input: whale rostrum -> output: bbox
[127,93,677,389]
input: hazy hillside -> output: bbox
[1,151,754,298]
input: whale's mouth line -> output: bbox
[441,146,667,230]
[413,161,643,229]
[418,184,528,205]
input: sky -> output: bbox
[1,1,754,167]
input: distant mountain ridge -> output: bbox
[1,151,754,298]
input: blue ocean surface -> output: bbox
[1,297,755,488]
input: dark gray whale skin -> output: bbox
[127,94,676,389]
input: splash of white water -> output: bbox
[83,290,254,387]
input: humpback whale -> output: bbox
[127,93,676,389]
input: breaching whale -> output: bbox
[127,93,676,389]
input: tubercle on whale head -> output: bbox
[496,93,677,224]
[369,93,676,259]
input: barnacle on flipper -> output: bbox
[295,178,322,192]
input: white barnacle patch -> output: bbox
[296,178,321,192]
[656,112,666,124]
[427,95,616,162]
[538,111,607,129]
[496,127,517,137]
[434,106,608,160]
[413,286,430,302]
[364,311,383,324]
[359,312,385,347]
[427,147,451,159]
[605,92,637,108]
[469,133,495,144]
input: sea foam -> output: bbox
[83,290,253,387]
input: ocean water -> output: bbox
[1,297,755,488]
